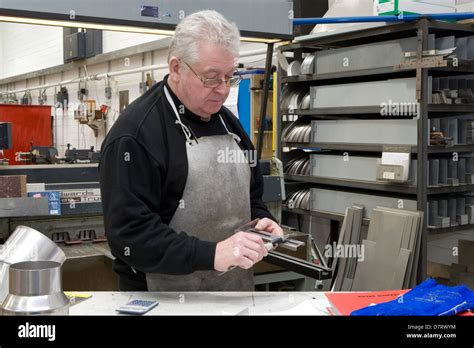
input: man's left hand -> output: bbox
[255,218,284,237]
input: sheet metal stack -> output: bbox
[285,189,310,210]
[300,54,315,75]
[284,156,310,176]
[430,117,474,146]
[350,207,423,291]
[331,205,364,291]
[331,206,423,291]
[280,86,311,110]
[427,157,472,187]
[287,60,301,76]
[280,88,308,110]
[428,196,473,228]
[286,54,316,76]
[431,78,474,105]
[282,123,311,143]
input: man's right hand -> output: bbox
[214,232,268,272]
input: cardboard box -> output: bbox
[375,0,456,15]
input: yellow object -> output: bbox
[65,292,93,306]
[272,71,277,154]
[65,292,92,299]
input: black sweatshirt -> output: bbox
[99,76,275,290]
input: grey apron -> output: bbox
[145,86,254,291]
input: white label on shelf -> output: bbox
[381,152,409,166]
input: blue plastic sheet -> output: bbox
[351,278,474,316]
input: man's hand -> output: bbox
[214,232,268,272]
[255,218,284,237]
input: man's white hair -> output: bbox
[168,10,240,64]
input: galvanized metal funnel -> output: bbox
[1,261,69,315]
[0,226,66,305]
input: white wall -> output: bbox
[0,24,4,79]
[0,22,173,151]
[0,22,165,80]
[0,23,64,79]
[0,21,267,153]
[102,31,162,53]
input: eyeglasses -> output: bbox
[184,62,242,88]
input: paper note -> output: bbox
[381,152,410,166]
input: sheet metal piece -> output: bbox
[300,54,315,75]
[351,207,422,290]
[311,119,418,145]
[287,61,301,76]
[311,78,417,109]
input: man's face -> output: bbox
[176,43,236,117]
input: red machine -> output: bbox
[0,105,53,165]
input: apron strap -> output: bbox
[218,115,241,143]
[164,85,194,145]
[164,85,241,144]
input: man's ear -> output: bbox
[168,57,181,83]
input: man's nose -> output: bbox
[214,81,228,95]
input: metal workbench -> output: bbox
[69,291,332,315]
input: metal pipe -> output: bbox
[256,43,274,160]
[239,48,268,58]
[240,69,266,75]
[293,12,474,25]
[1,48,272,96]
[0,64,168,95]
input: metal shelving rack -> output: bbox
[277,19,474,283]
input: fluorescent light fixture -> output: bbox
[0,15,174,35]
[0,15,282,43]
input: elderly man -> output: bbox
[99,10,283,291]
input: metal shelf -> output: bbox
[428,20,474,35]
[427,184,474,195]
[282,141,416,153]
[281,106,390,116]
[277,19,474,284]
[282,206,371,226]
[281,61,474,84]
[282,142,474,154]
[428,223,474,234]
[279,21,419,52]
[430,59,474,75]
[281,66,412,83]
[427,144,474,154]
[428,104,474,116]
[281,105,474,117]
[285,174,417,195]
[279,20,474,52]
[285,174,474,196]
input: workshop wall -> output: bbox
[0,25,4,78]
[0,22,267,155]
[0,23,63,79]
[0,23,161,79]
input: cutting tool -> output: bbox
[218,219,304,276]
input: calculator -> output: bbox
[116,299,159,314]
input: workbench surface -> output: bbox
[69,292,332,315]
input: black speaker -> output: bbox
[0,123,12,150]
